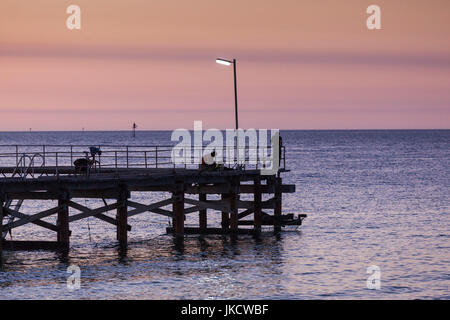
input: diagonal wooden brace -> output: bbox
[4,206,61,230]
[4,207,58,232]
[68,201,131,231]
[68,201,119,223]
[127,198,174,218]
[184,198,231,213]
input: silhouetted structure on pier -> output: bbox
[0,144,304,253]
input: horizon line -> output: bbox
[1,128,449,133]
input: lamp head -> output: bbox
[216,58,233,66]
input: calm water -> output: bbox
[0,130,449,299]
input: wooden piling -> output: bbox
[172,182,185,238]
[274,177,282,232]
[229,178,239,232]
[0,194,4,257]
[221,194,230,230]
[199,191,207,230]
[116,188,128,247]
[253,178,262,233]
[57,192,70,248]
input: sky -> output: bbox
[0,0,449,131]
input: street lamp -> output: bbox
[216,58,240,167]
[216,58,238,131]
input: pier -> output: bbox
[0,144,302,253]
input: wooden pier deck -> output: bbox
[0,144,301,253]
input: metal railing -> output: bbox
[0,144,286,177]
[12,153,45,178]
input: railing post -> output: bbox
[98,148,101,171]
[155,146,158,168]
[22,153,26,176]
[115,151,118,169]
[43,145,46,167]
[15,145,18,165]
[126,146,129,168]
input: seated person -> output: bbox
[200,151,217,171]
[74,158,95,173]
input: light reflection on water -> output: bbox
[1,234,288,299]
[0,130,449,299]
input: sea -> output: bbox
[0,130,448,299]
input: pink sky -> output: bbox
[1,0,449,130]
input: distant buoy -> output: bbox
[132,123,137,138]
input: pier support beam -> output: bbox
[172,183,185,238]
[199,191,207,230]
[0,194,4,257]
[253,178,262,233]
[116,188,128,248]
[57,192,70,249]
[229,193,238,232]
[221,194,229,230]
[274,177,282,232]
[229,178,239,233]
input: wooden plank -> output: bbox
[3,206,61,230]
[6,191,60,200]
[68,201,119,222]
[0,169,259,193]
[127,198,174,217]
[68,201,131,230]
[280,184,296,193]
[184,205,200,214]
[185,184,234,195]
[238,220,279,226]
[4,207,58,232]
[184,198,231,213]
[97,213,131,231]
[237,208,254,220]
[239,184,274,194]
[233,184,295,194]
[2,240,66,251]
[148,207,174,218]
[237,198,275,209]
[166,227,257,235]
[128,185,175,192]
[71,189,121,199]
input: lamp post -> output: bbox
[216,58,240,167]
